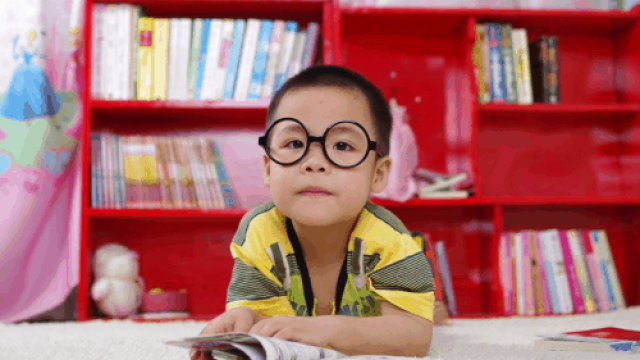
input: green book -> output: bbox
[187,19,204,100]
[500,23,518,104]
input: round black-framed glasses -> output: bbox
[258,117,382,169]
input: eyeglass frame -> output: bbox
[258,117,383,169]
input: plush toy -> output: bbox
[91,243,144,318]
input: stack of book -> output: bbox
[91,4,320,102]
[91,133,239,210]
[473,23,559,105]
[500,229,625,316]
[415,168,471,199]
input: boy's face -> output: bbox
[263,86,392,227]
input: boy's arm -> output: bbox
[248,300,433,357]
[327,300,433,357]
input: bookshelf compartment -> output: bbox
[477,115,640,197]
[500,205,640,310]
[394,205,495,316]
[85,217,238,319]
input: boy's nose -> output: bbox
[301,143,327,173]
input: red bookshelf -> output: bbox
[79,0,640,321]
[335,2,640,318]
[79,0,335,321]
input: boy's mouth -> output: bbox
[299,186,332,196]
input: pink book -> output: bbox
[520,230,535,315]
[581,230,608,312]
[558,230,585,313]
[533,231,552,315]
[500,233,514,315]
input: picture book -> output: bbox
[535,327,640,353]
[166,332,423,360]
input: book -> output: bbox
[167,332,424,360]
[535,327,640,353]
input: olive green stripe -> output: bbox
[364,201,409,234]
[232,201,276,247]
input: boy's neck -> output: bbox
[290,215,360,266]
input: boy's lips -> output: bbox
[299,186,332,196]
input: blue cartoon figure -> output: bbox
[0,30,61,123]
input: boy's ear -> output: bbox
[263,154,271,188]
[370,155,392,194]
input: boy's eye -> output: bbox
[333,141,354,151]
[285,140,305,149]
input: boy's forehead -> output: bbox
[273,86,377,138]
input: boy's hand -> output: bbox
[248,315,342,349]
[190,307,264,360]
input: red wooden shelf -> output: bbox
[478,103,640,115]
[91,99,271,111]
[87,208,248,219]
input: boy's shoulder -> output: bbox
[231,200,284,247]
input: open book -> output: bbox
[166,332,423,360]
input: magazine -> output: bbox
[166,332,423,360]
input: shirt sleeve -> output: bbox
[367,233,436,322]
[226,219,295,318]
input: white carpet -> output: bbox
[1,307,639,360]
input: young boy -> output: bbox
[192,65,435,360]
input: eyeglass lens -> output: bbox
[266,120,369,167]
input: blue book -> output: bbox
[485,23,507,103]
[91,135,100,208]
[194,19,211,100]
[273,21,298,94]
[209,140,238,208]
[542,252,562,314]
[592,230,617,311]
[248,20,274,99]
[222,19,246,100]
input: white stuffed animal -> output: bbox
[91,243,144,318]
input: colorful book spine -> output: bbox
[474,24,490,104]
[117,136,126,208]
[199,137,223,209]
[301,22,319,70]
[132,6,142,99]
[546,37,560,104]
[512,29,533,105]
[234,18,262,101]
[435,241,457,316]
[187,19,203,100]
[500,24,518,104]
[222,19,246,100]
[539,230,563,314]
[485,23,507,103]
[112,135,122,208]
[595,230,626,309]
[209,139,238,208]
[286,30,307,80]
[590,230,617,310]
[91,5,105,99]
[163,137,182,209]
[261,20,285,99]
[520,230,535,315]
[533,231,552,315]
[499,233,514,315]
[514,232,524,315]
[529,37,549,103]
[194,19,211,100]
[567,229,596,313]
[167,19,180,100]
[558,230,585,313]
[213,19,235,100]
[527,230,545,315]
[248,19,274,99]
[202,18,223,100]
[136,17,154,100]
[152,18,170,100]
[274,21,298,93]
[581,230,608,312]
[91,135,100,207]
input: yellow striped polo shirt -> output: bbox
[226,200,435,322]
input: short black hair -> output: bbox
[266,65,392,157]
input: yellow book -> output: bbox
[153,18,169,100]
[137,17,154,100]
[474,24,489,104]
[567,229,597,313]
